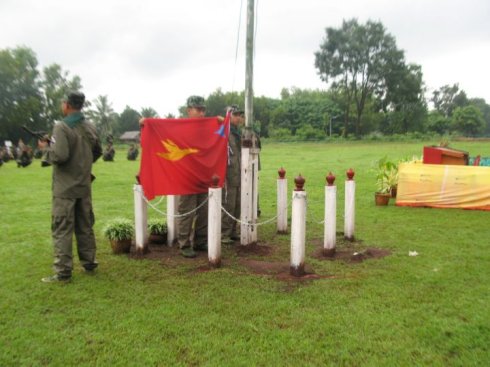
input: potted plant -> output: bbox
[147,218,167,244]
[375,157,395,206]
[103,218,134,254]
[386,163,399,198]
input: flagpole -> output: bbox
[241,0,259,245]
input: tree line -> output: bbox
[1,18,489,145]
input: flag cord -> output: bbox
[231,0,243,92]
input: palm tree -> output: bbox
[88,95,117,141]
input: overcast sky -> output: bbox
[1,0,489,116]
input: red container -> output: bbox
[423,146,469,165]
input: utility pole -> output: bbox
[241,0,260,245]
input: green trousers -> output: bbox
[177,193,208,249]
[222,186,240,238]
[52,196,97,277]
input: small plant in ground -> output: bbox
[102,218,134,241]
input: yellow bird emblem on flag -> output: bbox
[156,139,199,161]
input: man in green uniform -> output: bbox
[127,144,139,160]
[177,96,210,258]
[39,92,102,283]
[221,106,244,244]
[103,142,115,161]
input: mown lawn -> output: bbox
[0,141,489,366]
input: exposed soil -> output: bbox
[127,234,391,282]
[310,237,391,263]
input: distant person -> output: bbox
[39,91,102,283]
[221,106,244,244]
[16,145,33,168]
[127,144,139,160]
[103,142,115,161]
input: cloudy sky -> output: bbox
[1,0,489,116]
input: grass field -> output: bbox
[1,141,489,366]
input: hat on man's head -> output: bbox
[229,104,244,115]
[65,91,85,109]
[186,95,206,108]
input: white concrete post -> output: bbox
[241,145,256,245]
[290,175,306,277]
[344,169,356,241]
[251,152,259,243]
[324,172,336,256]
[208,179,222,268]
[133,184,148,254]
[277,167,288,234]
[166,195,178,246]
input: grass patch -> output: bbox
[1,141,489,366]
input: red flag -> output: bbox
[139,116,230,199]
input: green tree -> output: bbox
[426,111,450,135]
[42,64,82,128]
[87,95,117,141]
[431,84,468,118]
[315,19,407,137]
[116,106,141,135]
[140,107,159,118]
[381,63,427,133]
[451,105,485,136]
[468,98,490,135]
[270,88,337,136]
[0,46,44,143]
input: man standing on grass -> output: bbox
[177,96,211,258]
[39,92,102,283]
[221,106,244,244]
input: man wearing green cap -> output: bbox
[39,92,102,283]
[177,95,210,258]
[221,106,244,244]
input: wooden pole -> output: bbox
[240,0,258,245]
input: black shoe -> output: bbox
[194,243,208,252]
[83,264,98,273]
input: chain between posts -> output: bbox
[135,186,209,219]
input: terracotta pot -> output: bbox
[110,239,132,254]
[374,192,391,206]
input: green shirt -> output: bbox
[226,126,241,187]
[45,117,101,198]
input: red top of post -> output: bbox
[294,174,305,191]
[326,172,336,186]
[211,174,220,188]
[278,167,286,179]
[346,168,355,180]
